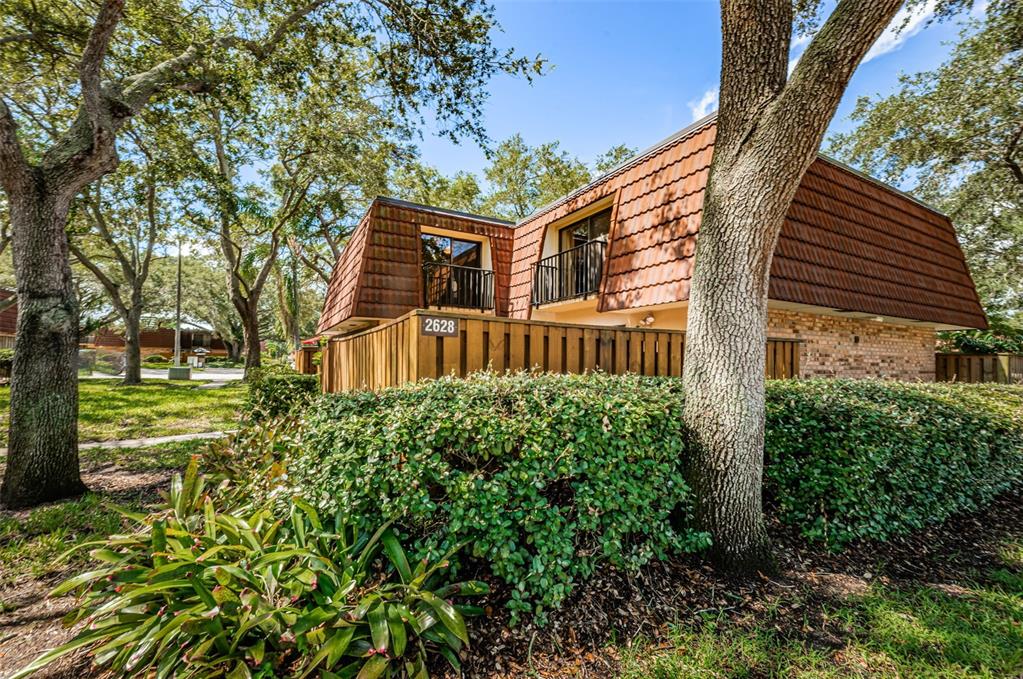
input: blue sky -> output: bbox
[417,0,977,179]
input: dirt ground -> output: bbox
[0,464,171,679]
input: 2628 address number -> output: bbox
[421,316,458,337]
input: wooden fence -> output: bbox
[293,346,319,375]
[321,309,801,393]
[0,334,14,350]
[935,353,1023,384]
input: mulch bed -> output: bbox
[461,491,1023,677]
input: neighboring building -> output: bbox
[318,115,986,382]
[84,322,229,358]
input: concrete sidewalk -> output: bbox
[0,430,236,456]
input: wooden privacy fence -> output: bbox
[293,346,320,375]
[935,353,1023,384]
[321,309,801,393]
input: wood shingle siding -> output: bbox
[318,198,515,332]
[319,115,985,334]
[505,116,985,329]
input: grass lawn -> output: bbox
[0,379,245,445]
[619,547,1023,678]
[0,439,207,592]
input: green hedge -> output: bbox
[763,380,1023,546]
[288,372,709,620]
[243,372,320,421]
[243,374,1023,621]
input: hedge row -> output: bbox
[763,380,1023,545]
[289,372,709,620]
[243,370,319,421]
[244,373,1023,619]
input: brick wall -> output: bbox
[767,308,935,381]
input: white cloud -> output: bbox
[688,88,718,121]
[788,53,802,76]
[863,0,937,63]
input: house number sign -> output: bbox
[421,316,458,337]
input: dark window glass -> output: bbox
[421,234,450,265]
[451,239,481,268]
[558,208,613,252]
[422,234,482,267]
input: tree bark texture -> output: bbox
[122,308,142,384]
[1,183,85,508]
[238,297,262,377]
[682,0,905,573]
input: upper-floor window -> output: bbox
[421,234,482,268]
[558,208,612,252]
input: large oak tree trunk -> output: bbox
[1,186,85,508]
[682,160,797,573]
[681,0,905,573]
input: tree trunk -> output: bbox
[1,186,85,509]
[238,298,262,378]
[122,308,142,385]
[682,159,793,575]
[679,0,905,575]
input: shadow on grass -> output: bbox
[620,560,1023,678]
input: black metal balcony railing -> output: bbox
[532,239,606,306]
[423,263,495,311]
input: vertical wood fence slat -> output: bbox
[935,353,1023,384]
[321,310,803,392]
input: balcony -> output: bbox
[532,240,606,306]
[423,263,495,311]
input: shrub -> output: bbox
[229,374,1023,622]
[144,354,170,364]
[287,372,709,621]
[206,356,242,368]
[244,373,320,421]
[763,380,1023,546]
[93,350,124,375]
[14,458,486,679]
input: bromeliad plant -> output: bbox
[13,458,486,679]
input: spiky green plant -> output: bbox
[12,458,485,679]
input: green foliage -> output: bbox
[14,459,486,679]
[286,372,709,621]
[939,315,1023,354]
[244,373,320,422]
[0,348,13,369]
[764,380,1023,546]
[226,374,1023,624]
[144,354,171,364]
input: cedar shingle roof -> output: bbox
[505,117,986,329]
[318,198,514,332]
[319,118,987,333]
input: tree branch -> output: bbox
[79,0,127,130]
[0,99,31,196]
[1005,122,1023,187]
[70,239,128,319]
[777,0,905,146]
